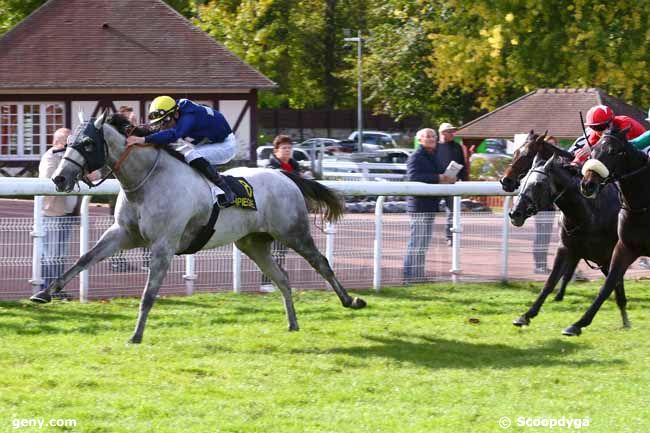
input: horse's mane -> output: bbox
[106,114,187,164]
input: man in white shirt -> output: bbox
[38,128,78,298]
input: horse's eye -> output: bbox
[83,138,94,152]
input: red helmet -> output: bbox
[585,105,614,127]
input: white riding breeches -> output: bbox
[170,133,238,166]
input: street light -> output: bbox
[344,30,363,152]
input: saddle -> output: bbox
[178,176,257,255]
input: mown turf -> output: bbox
[1,281,649,433]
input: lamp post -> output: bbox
[344,31,363,152]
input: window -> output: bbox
[0,102,65,159]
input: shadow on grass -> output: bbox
[0,300,131,335]
[308,334,624,370]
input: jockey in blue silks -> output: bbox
[126,96,236,207]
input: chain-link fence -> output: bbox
[2,207,649,300]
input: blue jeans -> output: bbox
[41,215,73,289]
[403,214,435,282]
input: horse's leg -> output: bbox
[563,241,637,336]
[597,266,631,329]
[30,225,134,303]
[513,247,577,327]
[235,233,299,331]
[553,259,577,302]
[129,242,175,344]
[284,235,366,310]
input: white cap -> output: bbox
[439,122,457,133]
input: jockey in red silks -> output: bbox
[572,105,646,165]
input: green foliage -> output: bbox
[2,0,648,126]
[0,0,46,35]
[2,283,650,432]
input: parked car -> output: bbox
[256,145,311,167]
[469,152,512,181]
[347,130,398,149]
[475,138,511,155]
[296,138,351,155]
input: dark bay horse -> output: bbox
[500,131,573,193]
[30,113,366,343]
[574,125,650,335]
[501,132,578,302]
[509,155,628,330]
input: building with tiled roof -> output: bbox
[0,0,275,173]
[457,88,650,147]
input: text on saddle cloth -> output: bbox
[211,176,257,210]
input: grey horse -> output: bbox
[30,112,366,343]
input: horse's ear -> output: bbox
[621,125,631,136]
[543,153,558,171]
[94,109,107,129]
[543,130,548,140]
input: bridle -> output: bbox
[66,118,159,192]
[593,133,650,185]
[516,165,567,218]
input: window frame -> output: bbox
[0,101,66,160]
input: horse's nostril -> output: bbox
[53,175,65,185]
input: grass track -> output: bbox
[1,281,649,433]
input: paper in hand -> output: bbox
[443,161,463,178]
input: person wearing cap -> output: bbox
[571,105,645,165]
[126,96,236,207]
[437,122,468,247]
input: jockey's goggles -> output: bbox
[148,108,177,124]
[589,122,610,132]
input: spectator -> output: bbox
[118,105,138,124]
[260,135,303,291]
[37,128,77,299]
[532,135,558,274]
[403,128,455,283]
[438,122,468,246]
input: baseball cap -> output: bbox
[439,122,457,133]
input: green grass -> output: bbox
[1,281,650,433]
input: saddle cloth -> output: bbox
[178,176,256,255]
[210,176,257,210]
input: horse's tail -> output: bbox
[281,171,344,223]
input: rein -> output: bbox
[74,122,157,192]
[597,133,650,213]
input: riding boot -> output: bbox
[189,158,235,207]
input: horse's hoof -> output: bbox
[622,321,631,329]
[128,336,142,344]
[512,316,530,327]
[562,325,582,336]
[288,325,300,332]
[30,291,52,304]
[350,297,366,309]
[553,295,564,302]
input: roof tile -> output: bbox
[0,0,275,90]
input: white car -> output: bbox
[347,130,398,149]
[256,145,311,168]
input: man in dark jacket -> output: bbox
[438,123,468,246]
[403,128,456,283]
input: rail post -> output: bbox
[450,195,462,284]
[501,196,512,282]
[79,196,91,303]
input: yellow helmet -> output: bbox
[148,96,177,124]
